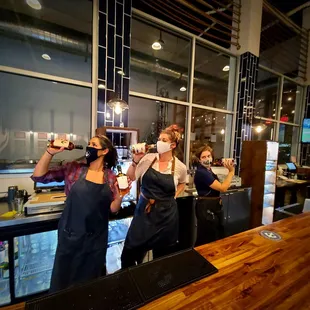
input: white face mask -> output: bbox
[201,159,212,168]
[157,141,172,154]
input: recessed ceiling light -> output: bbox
[288,97,292,101]
[222,65,230,72]
[180,86,186,92]
[98,84,105,89]
[42,54,51,60]
[26,0,42,10]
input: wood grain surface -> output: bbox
[3,213,310,310]
[141,212,310,310]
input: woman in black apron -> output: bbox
[121,125,187,268]
[32,135,123,292]
[194,145,235,246]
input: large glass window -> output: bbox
[128,97,187,162]
[193,44,235,110]
[190,108,232,163]
[255,69,279,119]
[130,18,191,101]
[252,118,276,141]
[278,124,299,164]
[280,81,303,124]
[0,0,92,81]
[0,72,91,163]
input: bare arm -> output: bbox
[209,171,234,192]
[126,154,145,181]
[33,147,64,177]
[209,161,235,193]
[175,183,185,198]
[110,177,132,213]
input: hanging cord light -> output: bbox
[152,30,164,50]
[107,79,129,115]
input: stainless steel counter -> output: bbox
[0,202,62,228]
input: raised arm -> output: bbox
[209,161,235,193]
[32,147,66,183]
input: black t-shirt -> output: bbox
[194,164,220,197]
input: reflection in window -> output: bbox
[128,97,187,162]
[278,124,299,164]
[0,0,92,81]
[280,81,303,123]
[190,108,232,163]
[130,18,190,101]
[193,44,235,110]
[0,73,91,163]
[255,69,279,119]
[252,119,276,141]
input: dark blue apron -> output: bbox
[124,157,177,250]
[49,169,112,293]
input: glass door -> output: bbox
[14,230,57,297]
[0,240,10,306]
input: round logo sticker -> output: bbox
[259,230,282,241]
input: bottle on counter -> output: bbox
[47,139,83,150]
[131,143,156,155]
[116,165,130,197]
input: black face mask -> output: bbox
[85,147,102,166]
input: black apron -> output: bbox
[124,157,178,250]
[49,169,112,293]
[195,172,224,246]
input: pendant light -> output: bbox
[152,31,164,50]
[107,80,129,115]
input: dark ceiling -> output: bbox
[268,0,309,26]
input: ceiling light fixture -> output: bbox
[42,54,51,60]
[106,112,111,119]
[222,65,230,72]
[220,129,225,135]
[98,83,105,89]
[152,31,164,50]
[292,110,295,114]
[26,0,42,10]
[117,70,125,76]
[256,126,263,133]
[180,86,186,92]
[288,97,292,101]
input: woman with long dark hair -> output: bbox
[32,135,123,292]
[121,125,187,268]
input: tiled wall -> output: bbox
[233,52,259,175]
[97,0,131,128]
[300,86,310,166]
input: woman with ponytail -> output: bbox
[121,124,187,268]
[32,135,124,292]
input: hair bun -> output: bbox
[166,124,183,142]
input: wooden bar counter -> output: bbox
[4,213,310,310]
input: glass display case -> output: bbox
[262,142,279,225]
[0,240,10,306]
[14,231,57,298]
